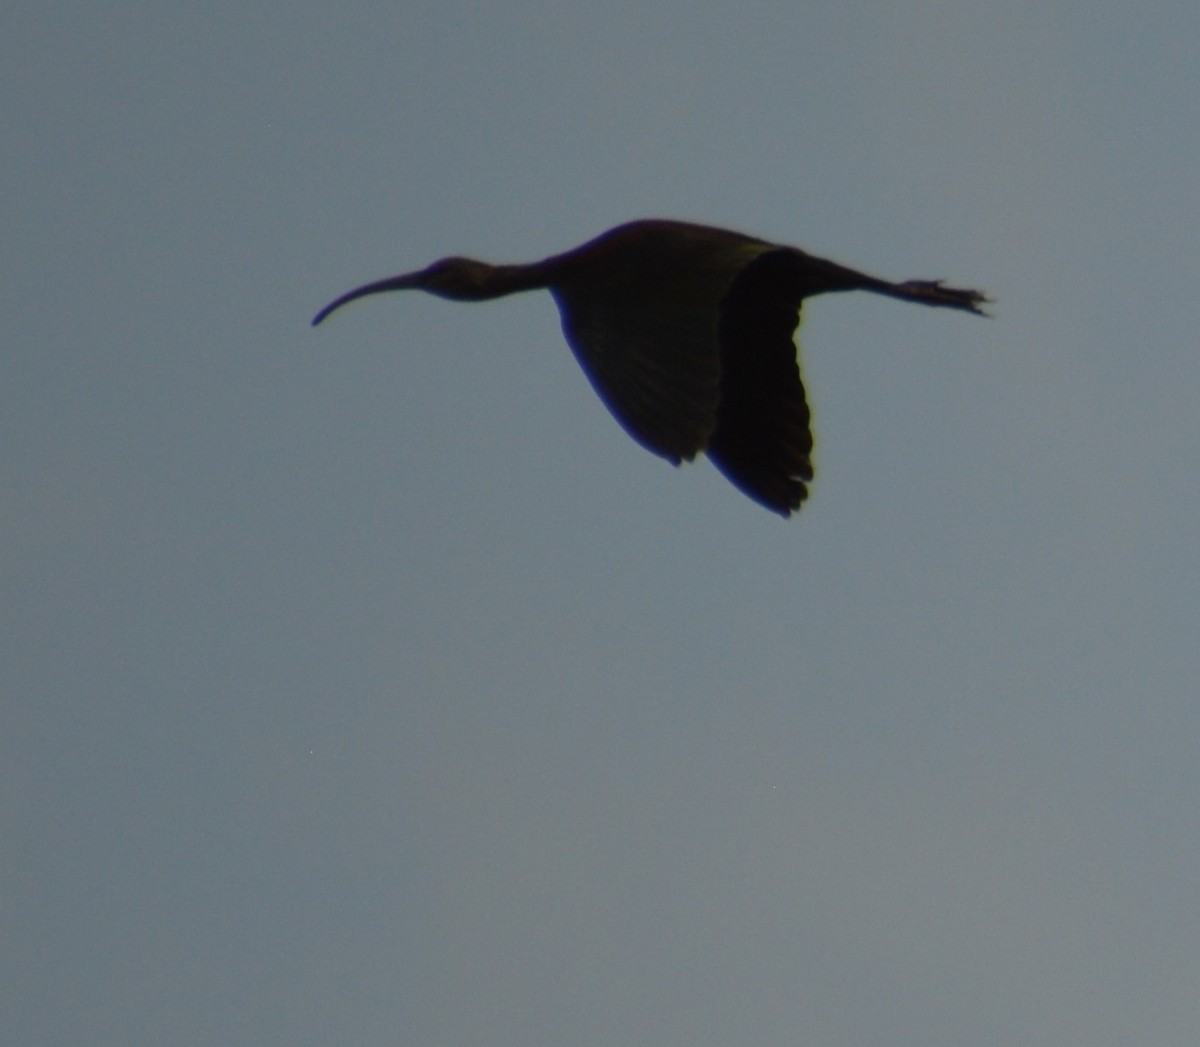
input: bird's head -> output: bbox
[413,256,500,301]
[313,255,539,325]
[312,256,492,325]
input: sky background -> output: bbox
[5,3,1199,1045]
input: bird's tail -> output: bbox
[882,279,991,316]
[789,252,991,316]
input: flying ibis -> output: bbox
[313,219,988,516]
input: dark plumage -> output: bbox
[313,219,988,515]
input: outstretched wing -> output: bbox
[552,284,723,464]
[706,249,816,517]
[547,221,780,469]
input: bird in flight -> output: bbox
[313,219,988,516]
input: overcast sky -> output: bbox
[6,3,1200,1046]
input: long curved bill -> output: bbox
[311,271,425,326]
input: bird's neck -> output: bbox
[437,261,553,301]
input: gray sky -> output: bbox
[6,2,1199,1045]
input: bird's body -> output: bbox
[313,219,988,516]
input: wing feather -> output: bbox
[552,282,724,463]
[706,250,816,516]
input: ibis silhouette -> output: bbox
[313,219,988,516]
